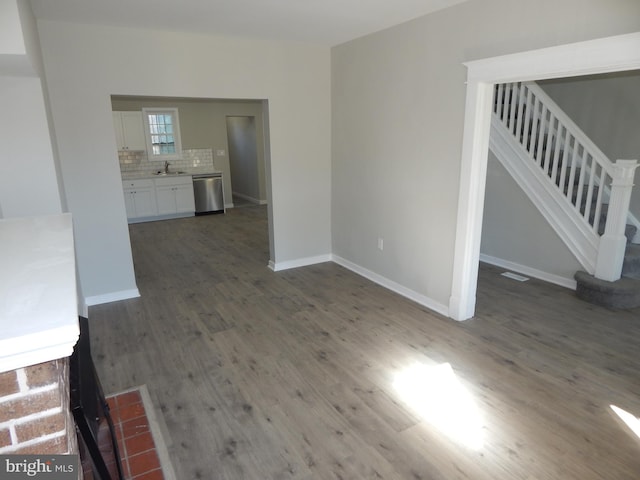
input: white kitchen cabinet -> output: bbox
[122,179,157,219]
[154,176,195,215]
[113,111,146,151]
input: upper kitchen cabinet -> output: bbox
[112,111,146,151]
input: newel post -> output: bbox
[595,159,639,282]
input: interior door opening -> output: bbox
[450,33,640,321]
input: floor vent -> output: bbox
[501,271,530,282]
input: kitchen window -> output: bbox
[142,107,182,160]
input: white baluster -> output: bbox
[495,84,505,118]
[557,126,571,193]
[515,84,526,142]
[574,146,587,212]
[591,165,607,234]
[595,159,639,281]
[522,87,534,152]
[529,98,541,160]
[566,136,579,203]
[535,105,548,165]
[508,83,518,132]
[583,154,597,225]
[542,113,556,175]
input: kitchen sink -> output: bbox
[153,171,187,176]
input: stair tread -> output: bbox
[624,243,640,259]
[575,271,640,308]
[574,271,640,292]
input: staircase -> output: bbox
[490,81,640,308]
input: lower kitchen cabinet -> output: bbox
[122,179,157,219]
[122,176,195,223]
[154,176,196,215]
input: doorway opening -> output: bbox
[449,33,640,321]
[226,115,268,207]
[110,94,274,262]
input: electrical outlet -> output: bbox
[377,237,384,251]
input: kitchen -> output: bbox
[111,95,269,223]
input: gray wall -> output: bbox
[38,20,331,304]
[227,116,261,202]
[539,71,640,216]
[481,153,582,283]
[332,0,640,310]
[0,0,63,219]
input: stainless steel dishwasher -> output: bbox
[193,173,224,214]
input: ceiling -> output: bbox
[29,0,471,46]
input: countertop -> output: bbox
[121,168,222,180]
[0,213,79,373]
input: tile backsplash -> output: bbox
[119,148,215,176]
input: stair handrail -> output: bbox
[522,82,615,172]
[489,114,600,274]
[494,81,639,281]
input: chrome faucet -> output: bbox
[164,161,170,174]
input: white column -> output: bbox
[595,159,638,281]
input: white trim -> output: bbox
[269,254,332,272]
[85,288,140,307]
[127,212,194,224]
[232,191,263,205]
[522,82,640,245]
[0,332,78,375]
[142,107,183,161]
[489,115,598,272]
[332,255,449,317]
[464,32,640,82]
[450,32,640,321]
[480,254,577,290]
[0,214,80,374]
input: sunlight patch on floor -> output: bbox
[610,405,640,440]
[393,362,485,450]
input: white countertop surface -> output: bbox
[122,168,222,180]
[0,213,79,373]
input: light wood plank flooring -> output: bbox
[89,206,640,479]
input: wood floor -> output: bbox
[89,206,640,479]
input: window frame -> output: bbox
[142,107,183,161]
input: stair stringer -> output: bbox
[489,114,598,274]
[524,82,640,244]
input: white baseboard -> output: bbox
[331,255,450,317]
[84,288,140,310]
[128,213,194,224]
[232,191,263,205]
[480,254,577,290]
[268,254,332,272]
